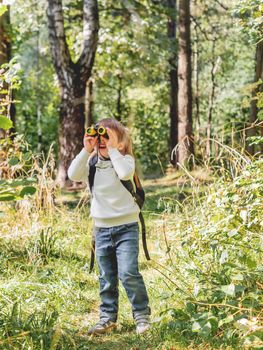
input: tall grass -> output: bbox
[150,141,263,349]
[0,134,262,349]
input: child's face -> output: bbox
[98,136,109,158]
[97,128,125,158]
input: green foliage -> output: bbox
[93,0,171,174]
[0,302,62,350]
[192,0,255,145]
[0,156,262,349]
[1,1,263,348]
[132,98,169,174]
[233,0,263,42]
[0,59,22,120]
[4,0,257,173]
[15,58,60,156]
[159,159,263,347]
[0,4,7,17]
[0,116,13,130]
[0,178,36,202]
[33,227,58,264]
[10,0,60,157]
[0,64,37,204]
[242,79,263,112]
[0,59,22,90]
[248,135,263,146]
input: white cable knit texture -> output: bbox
[67,148,139,227]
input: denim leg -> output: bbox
[95,228,119,322]
[114,223,150,320]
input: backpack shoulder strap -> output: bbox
[88,154,98,273]
[88,153,98,192]
[121,171,145,209]
[134,172,142,189]
[121,177,144,209]
[120,173,150,261]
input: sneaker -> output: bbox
[87,319,117,335]
[136,316,151,335]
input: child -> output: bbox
[67,118,151,335]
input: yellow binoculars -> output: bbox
[85,124,109,139]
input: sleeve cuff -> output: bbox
[78,147,90,160]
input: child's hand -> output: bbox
[83,135,98,153]
[104,128,119,149]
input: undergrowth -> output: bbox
[0,136,262,349]
[151,159,263,349]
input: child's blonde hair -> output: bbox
[99,118,134,156]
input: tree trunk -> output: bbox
[167,0,178,166]
[47,0,99,187]
[193,21,200,141]
[85,78,94,127]
[116,74,122,121]
[36,25,42,153]
[177,0,194,165]
[57,90,86,186]
[247,40,263,155]
[206,36,220,158]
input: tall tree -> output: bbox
[247,40,263,155]
[177,0,194,164]
[47,0,99,187]
[167,0,178,165]
[206,31,220,158]
[192,19,200,141]
[234,0,263,154]
[85,78,94,127]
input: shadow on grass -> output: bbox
[144,184,192,214]
[0,315,241,350]
[55,189,90,210]
[71,320,236,350]
[74,326,171,350]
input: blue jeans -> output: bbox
[94,222,150,322]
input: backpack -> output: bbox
[88,154,150,273]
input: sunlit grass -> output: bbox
[0,159,262,349]
[0,172,199,349]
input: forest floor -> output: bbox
[0,166,261,350]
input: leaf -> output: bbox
[220,250,228,264]
[0,178,37,187]
[22,152,32,161]
[192,321,201,332]
[200,321,212,336]
[0,189,16,195]
[240,210,247,222]
[246,257,257,269]
[193,284,199,297]
[235,285,246,293]
[228,229,238,237]
[234,318,249,331]
[218,315,234,327]
[20,186,36,197]
[0,194,16,201]
[0,116,13,130]
[231,273,244,281]
[8,157,20,166]
[0,5,7,17]
[221,284,235,296]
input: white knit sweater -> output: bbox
[67,147,140,227]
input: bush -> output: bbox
[161,159,263,348]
